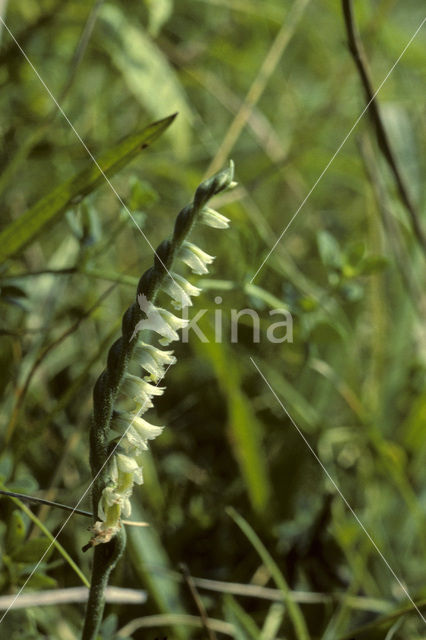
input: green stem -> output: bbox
[81,528,126,640]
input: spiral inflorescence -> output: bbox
[86,161,235,550]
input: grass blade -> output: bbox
[126,502,189,640]
[0,114,176,263]
[196,335,272,514]
[2,488,90,588]
[227,506,310,640]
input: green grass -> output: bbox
[0,1,425,638]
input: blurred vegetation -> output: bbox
[0,0,425,638]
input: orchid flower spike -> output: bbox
[87,161,236,549]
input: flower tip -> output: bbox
[200,207,230,229]
[228,159,235,180]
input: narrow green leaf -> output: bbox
[0,114,176,263]
[5,510,26,554]
[228,389,271,512]
[24,572,57,590]
[126,502,188,640]
[146,0,173,36]
[195,331,272,514]
[100,5,192,156]
[2,490,90,588]
[227,507,310,640]
[317,230,342,269]
[224,594,261,640]
[260,603,285,640]
[11,538,52,563]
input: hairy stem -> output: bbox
[81,529,126,640]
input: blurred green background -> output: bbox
[0,0,425,638]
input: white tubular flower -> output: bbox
[98,486,118,519]
[133,342,176,381]
[122,426,149,455]
[133,295,188,344]
[96,452,142,534]
[179,241,215,275]
[122,424,161,457]
[98,485,131,521]
[108,455,119,483]
[116,452,144,485]
[141,343,176,367]
[161,276,191,309]
[121,373,164,410]
[119,495,132,518]
[162,272,202,309]
[157,308,189,345]
[200,207,230,229]
[132,414,164,441]
[113,413,164,454]
[134,349,166,381]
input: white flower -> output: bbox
[133,295,188,344]
[179,241,215,275]
[122,426,149,454]
[134,342,176,381]
[121,373,164,410]
[97,452,143,530]
[138,350,165,381]
[114,413,164,454]
[109,456,119,483]
[132,414,164,440]
[119,495,132,518]
[116,452,139,473]
[162,273,202,309]
[200,207,230,229]
[98,486,119,518]
[98,485,131,520]
[156,308,189,345]
[116,452,144,485]
[142,343,176,367]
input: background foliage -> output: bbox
[0,0,425,638]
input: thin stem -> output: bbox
[337,598,426,640]
[205,0,310,176]
[180,563,217,640]
[81,529,126,640]
[341,0,426,255]
[0,489,147,526]
[0,488,93,518]
[0,586,146,610]
[357,135,424,312]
